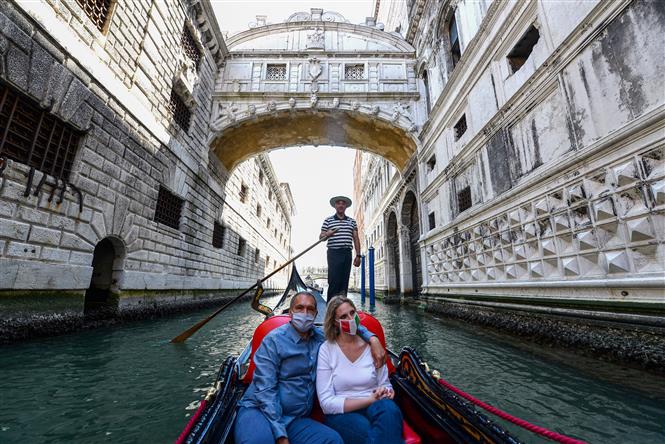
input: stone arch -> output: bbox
[400,190,422,295]
[84,236,126,318]
[210,109,418,172]
[386,211,401,293]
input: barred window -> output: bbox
[266,64,287,80]
[454,114,467,141]
[0,81,83,181]
[428,212,436,230]
[180,24,202,69]
[240,183,248,203]
[458,186,472,213]
[75,0,113,33]
[345,64,365,80]
[168,89,191,131]
[212,221,225,248]
[154,186,183,230]
[254,248,260,263]
[238,237,247,256]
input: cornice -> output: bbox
[226,51,416,59]
[227,21,415,53]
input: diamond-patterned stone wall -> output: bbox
[425,146,665,285]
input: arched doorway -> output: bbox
[84,237,125,318]
[387,212,400,294]
[401,191,422,295]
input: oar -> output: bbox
[170,230,335,343]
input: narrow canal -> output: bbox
[1,293,663,443]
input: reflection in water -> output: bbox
[0,293,663,443]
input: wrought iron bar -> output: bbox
[68,182,84,213]
[0,94,19,155]
[50,129,73,177]
[24,167,35,197]
[25,109,46,165]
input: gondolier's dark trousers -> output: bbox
[327,248,352,300]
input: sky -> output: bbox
[212,2,375,267]
[211,0,376,35]
[269,147,357,268]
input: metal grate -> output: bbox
[345,64,364,80]
[75,0,113,33]
[266,64,287,80]
[168,89,191,131]
[180,24,202,69]
[0,82,83,181]
[212,221,225,248]
[154,185,183,230]
[458,186,472,213]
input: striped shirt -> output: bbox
[321,214,357,250]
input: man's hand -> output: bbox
[353,255,361,267]
[369,336,387,368]
[277,438,289,444]
[320,229,336,240]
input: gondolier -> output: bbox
[320,196,361,299]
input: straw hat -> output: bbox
[329,196,352,207]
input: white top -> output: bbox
[316,340,392,415]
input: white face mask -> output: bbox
[291,312,315,332]
[337,314,360,335]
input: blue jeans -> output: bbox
[324,399,404,444]
[234,407,343,444]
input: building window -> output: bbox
[266,217,271,229]
[458,186,472,213]
[168,89,191,131]
[274,228,277,238]
[237,237,246,256]
[212,221,225,248]
[508,25,541,74]
[180,23,202,69]
[75,0,113,33]
[0,81,83,181]
[268,189,273,201]
[448,12,461,68]
[266,64,287,80]
[426,155,436,172]
[154,186,183,230]
[266,255,271,268]
[345,64,365,80]
[454,114,467,141]
[428,212,436,230]
[422,70,431,114]
[239,183,248,203]
[254,248,260,263]
[256,204,262,217]
[258,170,264,184]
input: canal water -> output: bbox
[1,293,664,443]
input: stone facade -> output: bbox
[0,0,292,338]
[357,0,665,316]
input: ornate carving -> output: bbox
[306,28,325,50]
[309,57,322,93]
[173,59,198,108]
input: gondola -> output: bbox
[175,266,577,444]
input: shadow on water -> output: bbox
[0,293,663,443]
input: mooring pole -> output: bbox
[360,254,366,304]
[368,246,375,307]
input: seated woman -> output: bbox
[316,296,404,444]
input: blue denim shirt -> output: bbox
[238,322,374,439]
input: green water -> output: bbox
[1,293,664,443]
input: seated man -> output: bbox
[234,291,386,444]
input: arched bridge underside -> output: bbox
[208,10,421,171]
[211,108,417,171]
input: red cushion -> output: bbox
[403,420,422,444]
[242,315,291,384]
[356,312,395,374]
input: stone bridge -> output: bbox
[208,9,422,172]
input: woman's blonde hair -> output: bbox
[323,296,357,342]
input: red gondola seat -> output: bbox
[243,313,421,444]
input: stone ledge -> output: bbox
[411,297,665,374]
